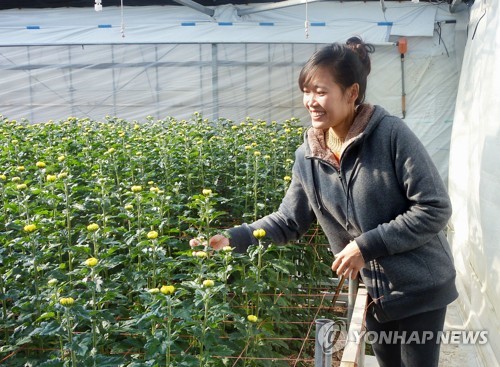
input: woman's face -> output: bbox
[302,66,358,134]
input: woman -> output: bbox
[202,37,458,367]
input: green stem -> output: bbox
[91,270,97,353]
[66,309,76,367]
[255,244,263,317]
[64,181,73,276]
[31,236,40,317]
[253,156,259,221]
[92,233,99,258]
[0,275,7,344]
[152,241,157,288]
[135,193,142,270]
[166,300,172,367]
[199,293,210,367]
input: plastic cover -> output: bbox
[0,2,461,181]
[448,0,500,363]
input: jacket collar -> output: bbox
[306,103,375,167]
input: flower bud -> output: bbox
[247,314,258,323]
[160,285,175,295]
[59,297,75,307]
[84,257,98,267]
[24,224,37,233]
[196,251,208,259]
[46,174,57,182]
[147,231,159,240]
[202,279,214,288]
[252,228,266,239]
[87,223,99,232]
[131,185,142,193]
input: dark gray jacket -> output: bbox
[228,104,458,322]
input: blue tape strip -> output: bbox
[310,22,326,26]
[377,21,393,26]
[98,24,112,28]
[26,25,40,29]
[259,22,274,26]
[218,22,233,26]
[181,22,196,26]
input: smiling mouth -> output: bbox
[311,111,325,118]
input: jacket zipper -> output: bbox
[306,137,364,233]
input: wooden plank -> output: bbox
[340,286,368,367]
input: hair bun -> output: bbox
[346,36,375,74]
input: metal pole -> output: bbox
[315,318,333,367]
[211,43,219,120]
[398,37,408,119]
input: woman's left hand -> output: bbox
[331,240,365,280]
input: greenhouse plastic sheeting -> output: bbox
[448,0,500,364]
[1,2,438,45]
[0,2,462,182]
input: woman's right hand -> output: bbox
[209,234,230,250]
[189,234,229,251]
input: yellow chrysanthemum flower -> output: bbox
[24,224,37,233]
[147,231,158,240]
[195,251,208,258]
[131,185,142,193]
[252,229,266,239]
[36,161,46,169]
[84,257,98,267]
[46,174,57,182]
[87,223,99,232]
[160,285,175,295]
[16,183,27,190]
[59,297,75,307]
[247,314,258,323]
[202,279,214,288]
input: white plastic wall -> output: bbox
[448,0,500,365]
[0,2,463,182]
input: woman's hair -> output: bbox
[298,36,375,105]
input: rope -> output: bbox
[304,0,309,39]
[120,0,125,38]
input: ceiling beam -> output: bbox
[172,0,215,17]
[237,0,326,16]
